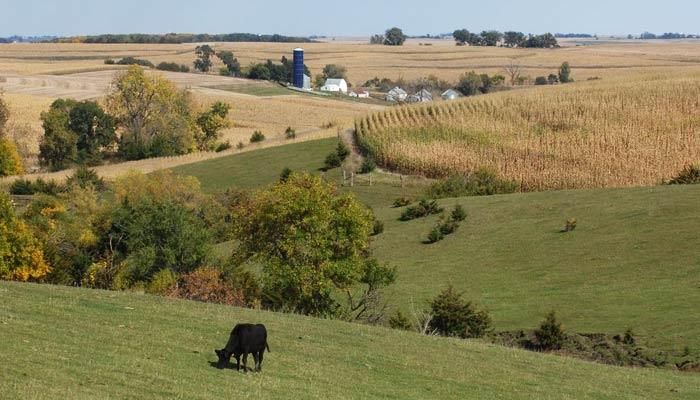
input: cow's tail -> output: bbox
[266,342,271,352]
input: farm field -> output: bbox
[357,70,700,191]
[2,281,699,400]
[172,138,700,354]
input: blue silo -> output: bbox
[293,48,304,88]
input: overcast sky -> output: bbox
[1,0,698,37]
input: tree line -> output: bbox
[453,29,558,48]
[50,33,315,44]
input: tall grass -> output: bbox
[357,74,700,191]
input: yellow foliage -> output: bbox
[0,138,24,176]
[0,205,51,282]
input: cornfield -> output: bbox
[356,74,700,191]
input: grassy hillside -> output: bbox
[371,184,700,353]
[356,73,700,191]
[2,282,699,400]
[172,138,700,354]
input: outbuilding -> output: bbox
[441,89,462,101]
[320,78,348,93]
[385,87,408,102]
[349,88,370,98]
[407,89,433,103]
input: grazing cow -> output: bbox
[215,323,270,372]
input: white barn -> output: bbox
[320,78,348,93]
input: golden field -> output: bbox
[1,39,699,178]
[356,70,700,191]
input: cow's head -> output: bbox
[215,349,231,369]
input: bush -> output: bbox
[174,267,245,306]
[65,166,105,190]
[336,142,350,160]
[535,76,548,85]
[285,127,296,139]
[666,165,700,185]
[146,269,178,295]
[534,311,565,350]
[215,141,232,152]
[236,141,245,150]
[561,218,577,233]
[359,158,376,174]
[392,197,412,208]
[116,57,154,68]
[324,152,342,170]
[425,226,445,244]
[429,286,491,338]
[279,167,292,182]
[9,178,65,195]
[157,62,190,73]
[104,58,115,65]
[389,310,412,330]
[250,131,265,143]
[372,219,384,236]
[400,199,443,221]
[451,205,467,222]
[439,219,459,235]
[427,167,518,198]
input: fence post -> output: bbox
[350,172,354,187]
[343,169,347,186]
[369,172,372,186]
[400,175,405,188]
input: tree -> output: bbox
[39,99,79,170]
[216,50,241,76]
[195,101,231,151]
[369,34,385,45]
[321,64,347,80]
[384,27,407,46]
[456,71,483,96]
[453,29,470,45]
[428,286,491,338]
[0,192,50,282]
[0,94,9,137]
[503,31,526,47]
[547,73,559,84]
[535,76,548,85]
[559,62,573,83]
[233,173,387,316]
[0,138,23,176]
[69,101,117,164]
[107,66,197,159]
[480,30,503,46]
[194,45,215,72]
[504,59,523,86]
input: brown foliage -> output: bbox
[174,267,245,306]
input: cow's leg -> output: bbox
[257,350,264,372]
[234,354,241,371]
[242,353,249,372]
[252,352,260,372]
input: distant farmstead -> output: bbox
[349,88,370,98]
[320,78,348,93]
[385,87,407,102]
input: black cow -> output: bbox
[215,323,270,372]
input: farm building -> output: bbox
[385,87,408,102]
[320,78,348,93]
[407,89,433,103]
[349,88,370,98]
[441,89,462,100]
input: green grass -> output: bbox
[173,139,700,353]
[208,84,293,96]
[372,185,700,353]
[2,281,699,400]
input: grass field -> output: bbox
[2,281,699,400]
[170,138,700,355]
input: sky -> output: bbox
[0,0,698,37]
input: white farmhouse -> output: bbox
[349,88,370,98]
[320,78,348,93]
